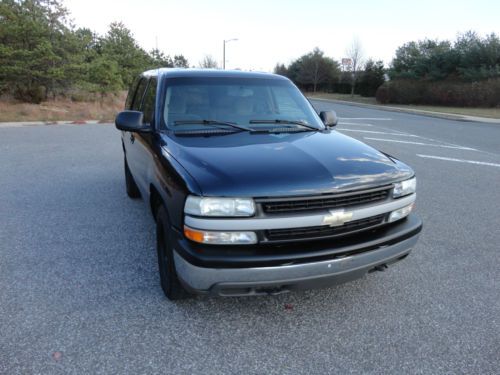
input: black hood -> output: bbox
[163,130,413,197]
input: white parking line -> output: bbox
[340,117,392,121]
[348,122,480,149]
[363,137,477,151]
[337,122,373,127]
[338,120,489,155]
[417,154,500,168]
[338,129,420,137]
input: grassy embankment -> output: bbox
[0,91,127,122]
[308,92,500,119]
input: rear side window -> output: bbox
[131,78,149,110]
[142,79,157,124]
[125,77,141,110]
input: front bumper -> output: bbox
[173,216,422,296]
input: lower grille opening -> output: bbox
[265,214,386,242]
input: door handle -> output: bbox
[130,133,135,144]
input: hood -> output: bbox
[163,130,413,197]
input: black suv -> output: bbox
[116,69,422,300]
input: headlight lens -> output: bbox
[184,196,255,217]
[388,203,415,223]
[393,177,416,198]
[184,226,257,245]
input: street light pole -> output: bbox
[222,38,238,70]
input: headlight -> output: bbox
[184,196,255,217]
[393,177,416,198]
[388,203,414,223]
[184,226,257,245]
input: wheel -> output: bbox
[124,156,141,198]
[156,205,191,300]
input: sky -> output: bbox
[64,0,500,71]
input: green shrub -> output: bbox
[13,85,46,104]
[375,85,390,104]
[357,60,385,97]
[69,86,99,102]
[376,78,500,107]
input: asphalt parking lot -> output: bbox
[1,101,499,374]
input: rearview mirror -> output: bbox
[319,110,338,127]
[115,111,150,132]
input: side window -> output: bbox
[141,79,157,124]
[131,78,148,111]
[125,76,141,110]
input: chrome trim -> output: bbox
[185,194,416,231]
[256,184,392,203]
[174,234,419,292]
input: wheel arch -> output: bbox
[150,184,164,221]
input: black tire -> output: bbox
[156,206,191,300]
[124,156,141,199]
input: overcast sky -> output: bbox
[64,0,500,71]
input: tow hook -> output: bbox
[369,264,388,273]
[260,287,289,295]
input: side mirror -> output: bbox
[115,111,150,132]
[319,110,338,127]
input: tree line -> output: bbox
[274,47,386,98]
[275,32,500,107]
[0,0,189,103]
[378,32,500,107]
[2,1,499,107]
[391,31,500,81]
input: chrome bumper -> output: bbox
[173,234,420,296]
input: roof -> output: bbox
[142,68,288,81]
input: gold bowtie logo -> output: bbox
[322,210,353,227]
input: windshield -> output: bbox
[161,77,324,131]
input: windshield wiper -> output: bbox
[249,119,319,131]
[174,119,253,132]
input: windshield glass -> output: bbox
[161,77,324,131]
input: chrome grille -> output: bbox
[260,186,391,214]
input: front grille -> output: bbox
[265,214,386,242]
[260,186,391,214]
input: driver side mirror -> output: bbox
[115,110,151,132]
[319,110,338,127]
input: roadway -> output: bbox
[1,101,499,374]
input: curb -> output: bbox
[0,120,113,128]
[308,97,500,124]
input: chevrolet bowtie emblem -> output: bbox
[322,210,353,227]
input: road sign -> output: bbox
[342,58,353,66]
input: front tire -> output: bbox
[156,206,191,300]
[124,156,141,199]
